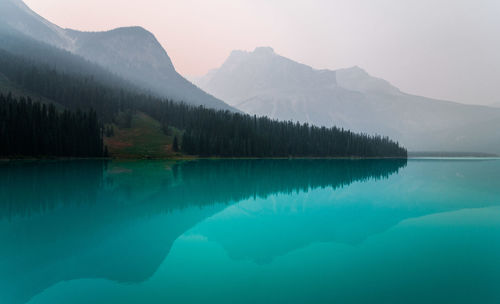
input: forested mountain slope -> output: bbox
[0,0,236,111]
[0,48,407,158]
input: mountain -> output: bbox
[194,47,500,154]
[0,0,72,49]
[0,0,235,111]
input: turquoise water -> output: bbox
[0,159,499,304]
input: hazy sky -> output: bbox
[24,0,500,105]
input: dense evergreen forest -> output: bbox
[0,46,407,158]
[0,94,104,157]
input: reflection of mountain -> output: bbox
[197,197,436,264]
[194,160,500,264]
[0,203,222,304]
[0,159,405,304]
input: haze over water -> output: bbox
[1,159,499,304]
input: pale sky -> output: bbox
[24,0,500,105]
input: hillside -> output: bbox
[193,47,500,154]
[0,72,62,109]
[0,47,406,158]
[0,72,29,98]
[0,0,236,111]
[104,112,183,159]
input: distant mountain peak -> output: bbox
[253,46,275,54]
[193,47,500,155]
[194,46,338,107]
[227,46,275,60]
[348,65,367,74]
[104,26,152,36]
[67,26,158,41]
[336,65,400,95]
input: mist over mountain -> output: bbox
[0,0,72,49]
[2,0,497,154]
[0,0,235,111]
[194,47,500,154]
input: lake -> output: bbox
[0,159,499,304]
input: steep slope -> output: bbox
[194,47,500,154]
[66,27,235,110]
[0,72,58,106]
[0,0,72,49]
[0,0,235,111]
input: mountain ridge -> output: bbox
[194,47,500,153]
[0,0,236,111]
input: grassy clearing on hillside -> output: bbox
[104,112,183,158]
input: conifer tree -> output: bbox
[173,136,179,152]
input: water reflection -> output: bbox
[0,159,407,219]
[2,159,500,304]
[0,160,107,219]
[186,160,500,264]
[0,159,406,304]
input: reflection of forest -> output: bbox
[0,159,407,219]
[0,159,407,304]
[171,159,407,207]
[0,160,107,219]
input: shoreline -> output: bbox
[2,156,500,162]
[1,155,410,161]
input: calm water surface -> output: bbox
[0,159,499,304]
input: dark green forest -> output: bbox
[0,41,407,158]
[0,94,104,157]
